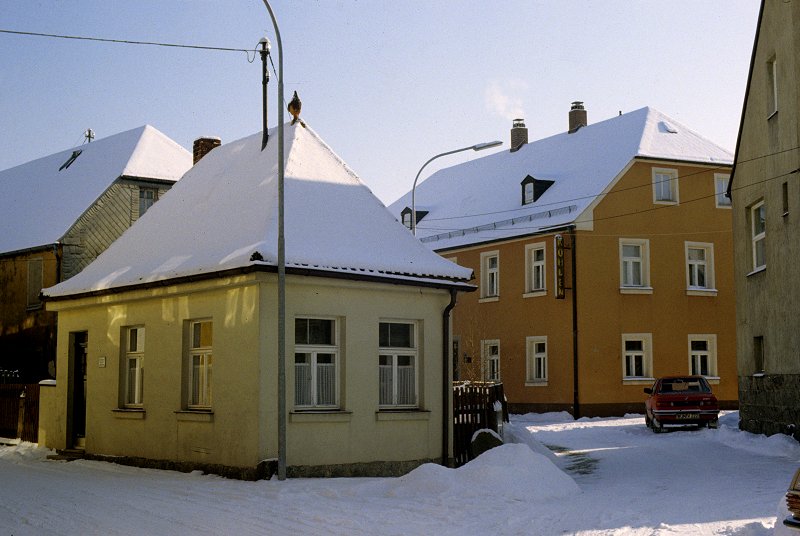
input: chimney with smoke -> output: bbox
[510,119,528,152]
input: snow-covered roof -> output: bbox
[44,123,473,299]
[0,125,191,254]
[389,107,734,250]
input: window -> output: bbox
[751,201,766,270]
[189,320,213,409]
[652,168,678,204]
[767,56,778,117]
[753,336,764,374]
[480,251,500,299]
[622,333,652,380]
[688,335,717,377]
[685,242,715,292]
[295,318,338,408]
[714,174,731,208]
[482,340,500,381]
[402,211,412,230]
[526,336,547,384]
[26,258,43,309]
[139,187,157,217]
[524,243,546,295]
[619,239,650,290]
[124,326,144,407]
[379,321,417,408]
[523,182,534,204]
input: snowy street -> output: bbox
[2,411,798,535]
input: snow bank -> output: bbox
[0,441,52,463]
[365,443,578,502]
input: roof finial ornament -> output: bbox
[288,91,306,128]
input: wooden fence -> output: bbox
[0,384,40,443]
[452,381,508,467]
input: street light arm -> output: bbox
[411,140,502,235]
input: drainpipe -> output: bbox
[569,227,580,418]
[442,288,458,467]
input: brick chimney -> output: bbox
[510,119,528,152]
[568,101,587,133]
[193,136,221,164]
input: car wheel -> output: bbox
[645,415,651,428]
[652,418,663,434]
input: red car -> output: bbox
[644,376,719,433]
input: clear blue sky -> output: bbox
[1,1,759,205]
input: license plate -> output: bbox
[677,413,699,420]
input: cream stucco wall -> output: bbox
[44,272,452,471]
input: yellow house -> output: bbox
[391,104,737,417]
[40,122,473,478]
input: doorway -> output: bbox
[68,331,88,449]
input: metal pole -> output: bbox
[411,141,501,235]
[261,0,287,481]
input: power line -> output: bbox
[0,28,253,55]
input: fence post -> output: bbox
[17,390,26,440]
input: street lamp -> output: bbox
[411,140,502,235]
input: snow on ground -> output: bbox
[1,411,798,535]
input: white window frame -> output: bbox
[524,242,546,297]
[294,317,339,409]
[685,242,716,295]
[621,333,653,382]
[688,334,718,378]
[619,238,651,293]
[751,201,766,271]
[714,174,731,208]
[379,320,418,408]
[652,168,679,204]
[480,250,500,300]
[402,211,412,230]
[188,320,213,410]
[482,339,500,382]
[124,326,144,407]
[525,336,547,385]
[523,182,535,205]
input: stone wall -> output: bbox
[739,374,800,438]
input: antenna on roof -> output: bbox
[84,129,94,143]
[259,36,271,151]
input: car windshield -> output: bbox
[658,378,711,394]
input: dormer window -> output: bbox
[400,207,429,231]
[520,175,554,206]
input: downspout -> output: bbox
[442,288,458,467]
[570,227,580,418]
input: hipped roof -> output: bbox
[0,125,191,254]
[389,107,734,250]
[45,122,473,299]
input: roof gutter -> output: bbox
[43,263,476,303]
[441,288,458,467]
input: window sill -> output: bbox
[112,408,146,420]
[620,287,653,295]
[746,266,766,277]
[523,290,547,299]
[686,288,718,297]
[653,200,678,206]
[175,410,214,423]
[478,296,499,303]
[290,410,352,423]
[525,381,548,387]
[623,377,655,386]
[376,409,430,421]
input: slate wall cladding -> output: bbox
[739,374,800,437]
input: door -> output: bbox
[69,331,88,449]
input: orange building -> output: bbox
[391,104,737,416]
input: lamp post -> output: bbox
[261,0,287,481]
[411,140,502,235]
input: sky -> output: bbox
[2,411,797,535]
[1,1,760,206]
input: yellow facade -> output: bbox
[44,272,453,475]
[448,159,737,415]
